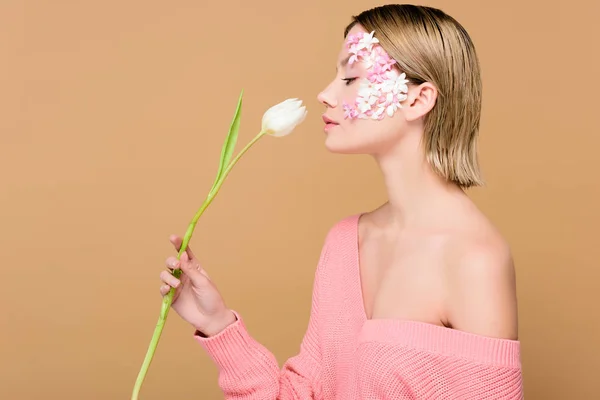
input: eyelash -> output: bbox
[342,78,357,86]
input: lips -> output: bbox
[322,115,339,125]
[322,115,339,133]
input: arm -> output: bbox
[447,241,519,340]
[193,242,330,400]
[416,242,522,398]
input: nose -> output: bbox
[317,82,337,108]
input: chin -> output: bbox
[324,131,376,155]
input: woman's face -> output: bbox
[317,24,414,156]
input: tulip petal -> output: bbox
[262,98,307,137]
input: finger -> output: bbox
[165,256,179,271]
[160,270,181,288]
[169,235,196,260]
[159,284,171,296]
[180,251,203,270]
[179,252,210,284]
[179,252,209,278]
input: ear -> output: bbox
[403,82,437,121]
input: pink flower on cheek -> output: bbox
[363,47,397,83]
[348,44,360,64]
[375,50,396,70]
[367,64,388,83]
[343,101,359,120]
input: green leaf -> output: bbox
[209,89,243,194]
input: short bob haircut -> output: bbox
[345,4,484,188]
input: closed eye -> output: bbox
[342,77,357,86]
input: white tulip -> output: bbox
[132,91,305,400]
[261,98,307,137]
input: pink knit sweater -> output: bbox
[195,214,523,399]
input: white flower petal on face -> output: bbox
[358,87,371,98]
[360,31,379,51]
[261,98,307,137]
[358,80,374,93]
[380,79,395,93]
[394,73,409,94]
[394,82,408,94]
[397,93,408,103]
[386,92,394,103]
[373,106,385,117]
[358,83,380,105]
[357,99,371,113]
[386,104,396,117]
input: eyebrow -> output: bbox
[336,55,352,71]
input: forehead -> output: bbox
[345,23,369,40]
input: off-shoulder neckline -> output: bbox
[346,212,521,367]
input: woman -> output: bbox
[159,4,523,399]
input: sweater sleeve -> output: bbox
[193,241,330,400]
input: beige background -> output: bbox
[2,0,599,399]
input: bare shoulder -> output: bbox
[445,216,519,340]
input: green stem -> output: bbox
[131,129,267,400]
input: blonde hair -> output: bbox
[345,4,484,188]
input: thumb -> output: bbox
[179,252,209,285]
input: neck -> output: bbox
[372,133,466,228]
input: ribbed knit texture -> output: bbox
[195,214,523,399]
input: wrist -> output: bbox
[195,309,237,338]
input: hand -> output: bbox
[159,235,236,337]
